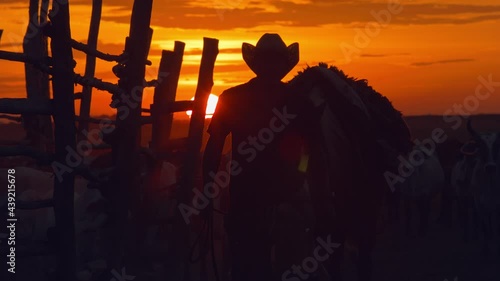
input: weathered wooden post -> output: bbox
[78,0,102,138]
[150,41,185,151]
[23,0,53,152]
[182,37,219,206]
[48,0,77,280]
[108,0,153,275]
[41,0,49,21]
[146,41,185,199]
[171,37,219,281]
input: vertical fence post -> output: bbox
[49,1,77,280]
[182,37,219,202]
[40,0,49,24]
[172,37,219,281]
[132,42,186,278]
[146,41,184,213]
[147,41,185,201]
[150,41,185,152]
[108,0,153,275]
[78,0,102,139]
[23,0,53,152]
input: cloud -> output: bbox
[0,42,23,48]
[361,53,411,58]
[410,58,475,66]
[183,47,241,55]
[0,75,26,98]
[77,0,500,30]
[0,75,24,84]
[3,1,500,30]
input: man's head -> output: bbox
[242,33,299,81]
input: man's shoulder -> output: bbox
[220,80,254,98]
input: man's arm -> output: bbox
[202,91,230,216]
[203,133,226,186]
[201,133,226,219]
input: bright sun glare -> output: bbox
[185,93,219,118]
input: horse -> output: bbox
[436,138,464,228]
[283,63,413,281]
[450,142,481,242]
[399,146,445,237]
[464,119,500,255]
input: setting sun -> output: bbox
[186,93,219,118]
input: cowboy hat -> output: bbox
[242,33,299,78]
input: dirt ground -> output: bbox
[340,207,500,281]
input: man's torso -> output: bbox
[211,78,306,206]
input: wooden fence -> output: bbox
[0,0,219,280]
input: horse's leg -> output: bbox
[404,197,412,236]
[472,200,480,240]
[418,195,430,237]
[274,203,321,281]
[481,212,492,257]
[496,207,500,256]
[314,198,345,281]
[393,189,401,225]
[444,183,453,227]
[416,196,424,237]
[458,196,468,242]
[324,236,344,281]
[488,212,494,252]
[416,196,423,236]
[385,190,392,224]
[356,233,375,281]
[355,200,380,281]
[438,182,452,227]
[387,190,400,225]
[311,213,344,281]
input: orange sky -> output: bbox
[0,0,499,117]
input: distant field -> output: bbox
[1,114,499,153]
[144,114,500,153]
[404,114,500,143]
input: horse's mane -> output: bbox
[288,62,413,155]
[292,62,403,120]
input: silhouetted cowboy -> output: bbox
[203,33,304,281]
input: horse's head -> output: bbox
[464,120,500,209]
[465,119,500,181]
